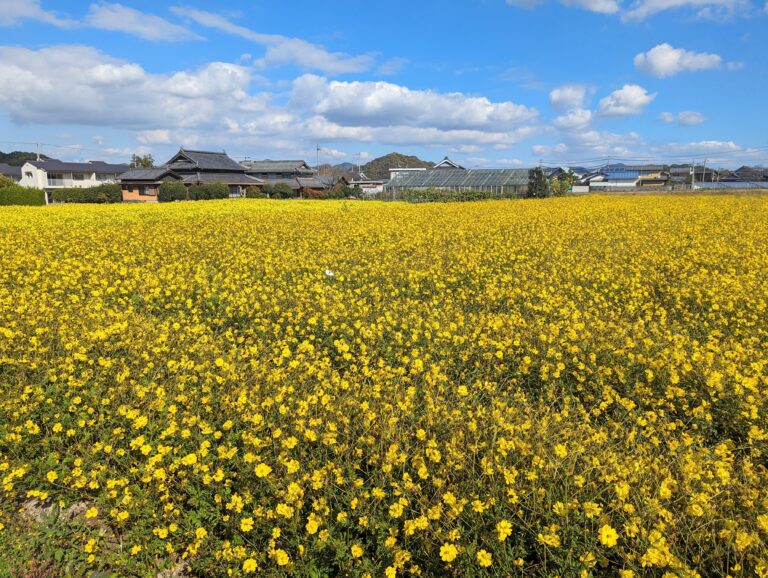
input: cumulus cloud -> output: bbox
[634,43,722,77]
[296,75,539,133]
[86,3,202,41]
[598,84,656,116]
[0,45,269,128]
[659,111,706,126]
[0,0,75,27]
[170,6,374,74]
[554,108,593,128]
[549,84,591,110]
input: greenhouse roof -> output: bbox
[387,168,529,189]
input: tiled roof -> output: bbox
[182,172,263,185]
[0,163,22,178]
[242,160,315,173]
[28,159,129,174]
[167,149,246,172]
[119,168,177,181]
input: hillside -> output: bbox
[0,150,48,166]
[362,152,433,181]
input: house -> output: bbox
[349,172,385,195]
[19,159,130,200]
[0,163,22,183]
[119,167,181,202]
[732,166,768,182]
[119,149,263,202]
[386,157,529,196]
[433,157,466,170]
[297,175,349,192]
[589,164,669,188]
[241,160,316,181]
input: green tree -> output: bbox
[130,154,155,168]
[550,176,561,197]
[558,170,575,196]
[527,168,550,198]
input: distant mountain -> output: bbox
[0,150,50,166]
[362,153,434,181]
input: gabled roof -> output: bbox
[182,172,263,185]
[119,168,179,181]
[27,159,130,174]
[433,157,465,170]
[297,175,348,189]
[241,160,315,173]
[166,148,246,172]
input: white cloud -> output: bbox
[137,130,172,144]
[598,84,656,116]
[86,3,202,41]
[623,0,748,20]
[507,0,619,12]
[0,0,74,27]
[562,0,621,13]
[0,45,269,129]
[297,75,539,132]
[549,84,590,110]
[170,7,374,74]
[465,157,524,167]
[634,43,722,77]
[727,61,745,70]
[649,140,741,156]
[554,108,593,129]
[532,143,569,156]
[659,111,706,125]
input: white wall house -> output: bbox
[19,159,130,193]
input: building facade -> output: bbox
[19,159,129,195]
[119,149,263,202]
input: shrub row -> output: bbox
[0,184,46,206]
[51,184,122,204]
[158,182,231,202]
[398,188,521,203]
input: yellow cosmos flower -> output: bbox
[497,519,513,542]
[476,549,492,567]
[440,543,458,563]
[599,525,618,548]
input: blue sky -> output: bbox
[0,0,766,168]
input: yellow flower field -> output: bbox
[1,196,767,577]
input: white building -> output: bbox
[19,159,130,195]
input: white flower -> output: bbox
[324,269,335,277]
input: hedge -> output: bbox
[189,183,229,201]
[0,184,46,206]
[51,184,122,204]
[158,181,188,202]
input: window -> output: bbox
[25,172,33,179]
[73,173,85,181]
[47,173,65,186]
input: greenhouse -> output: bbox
[385,167,530,196]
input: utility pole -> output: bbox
[316,145,320,172]
[690,160,695,190]
[36,142,41,161]
[701,159,708,186]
